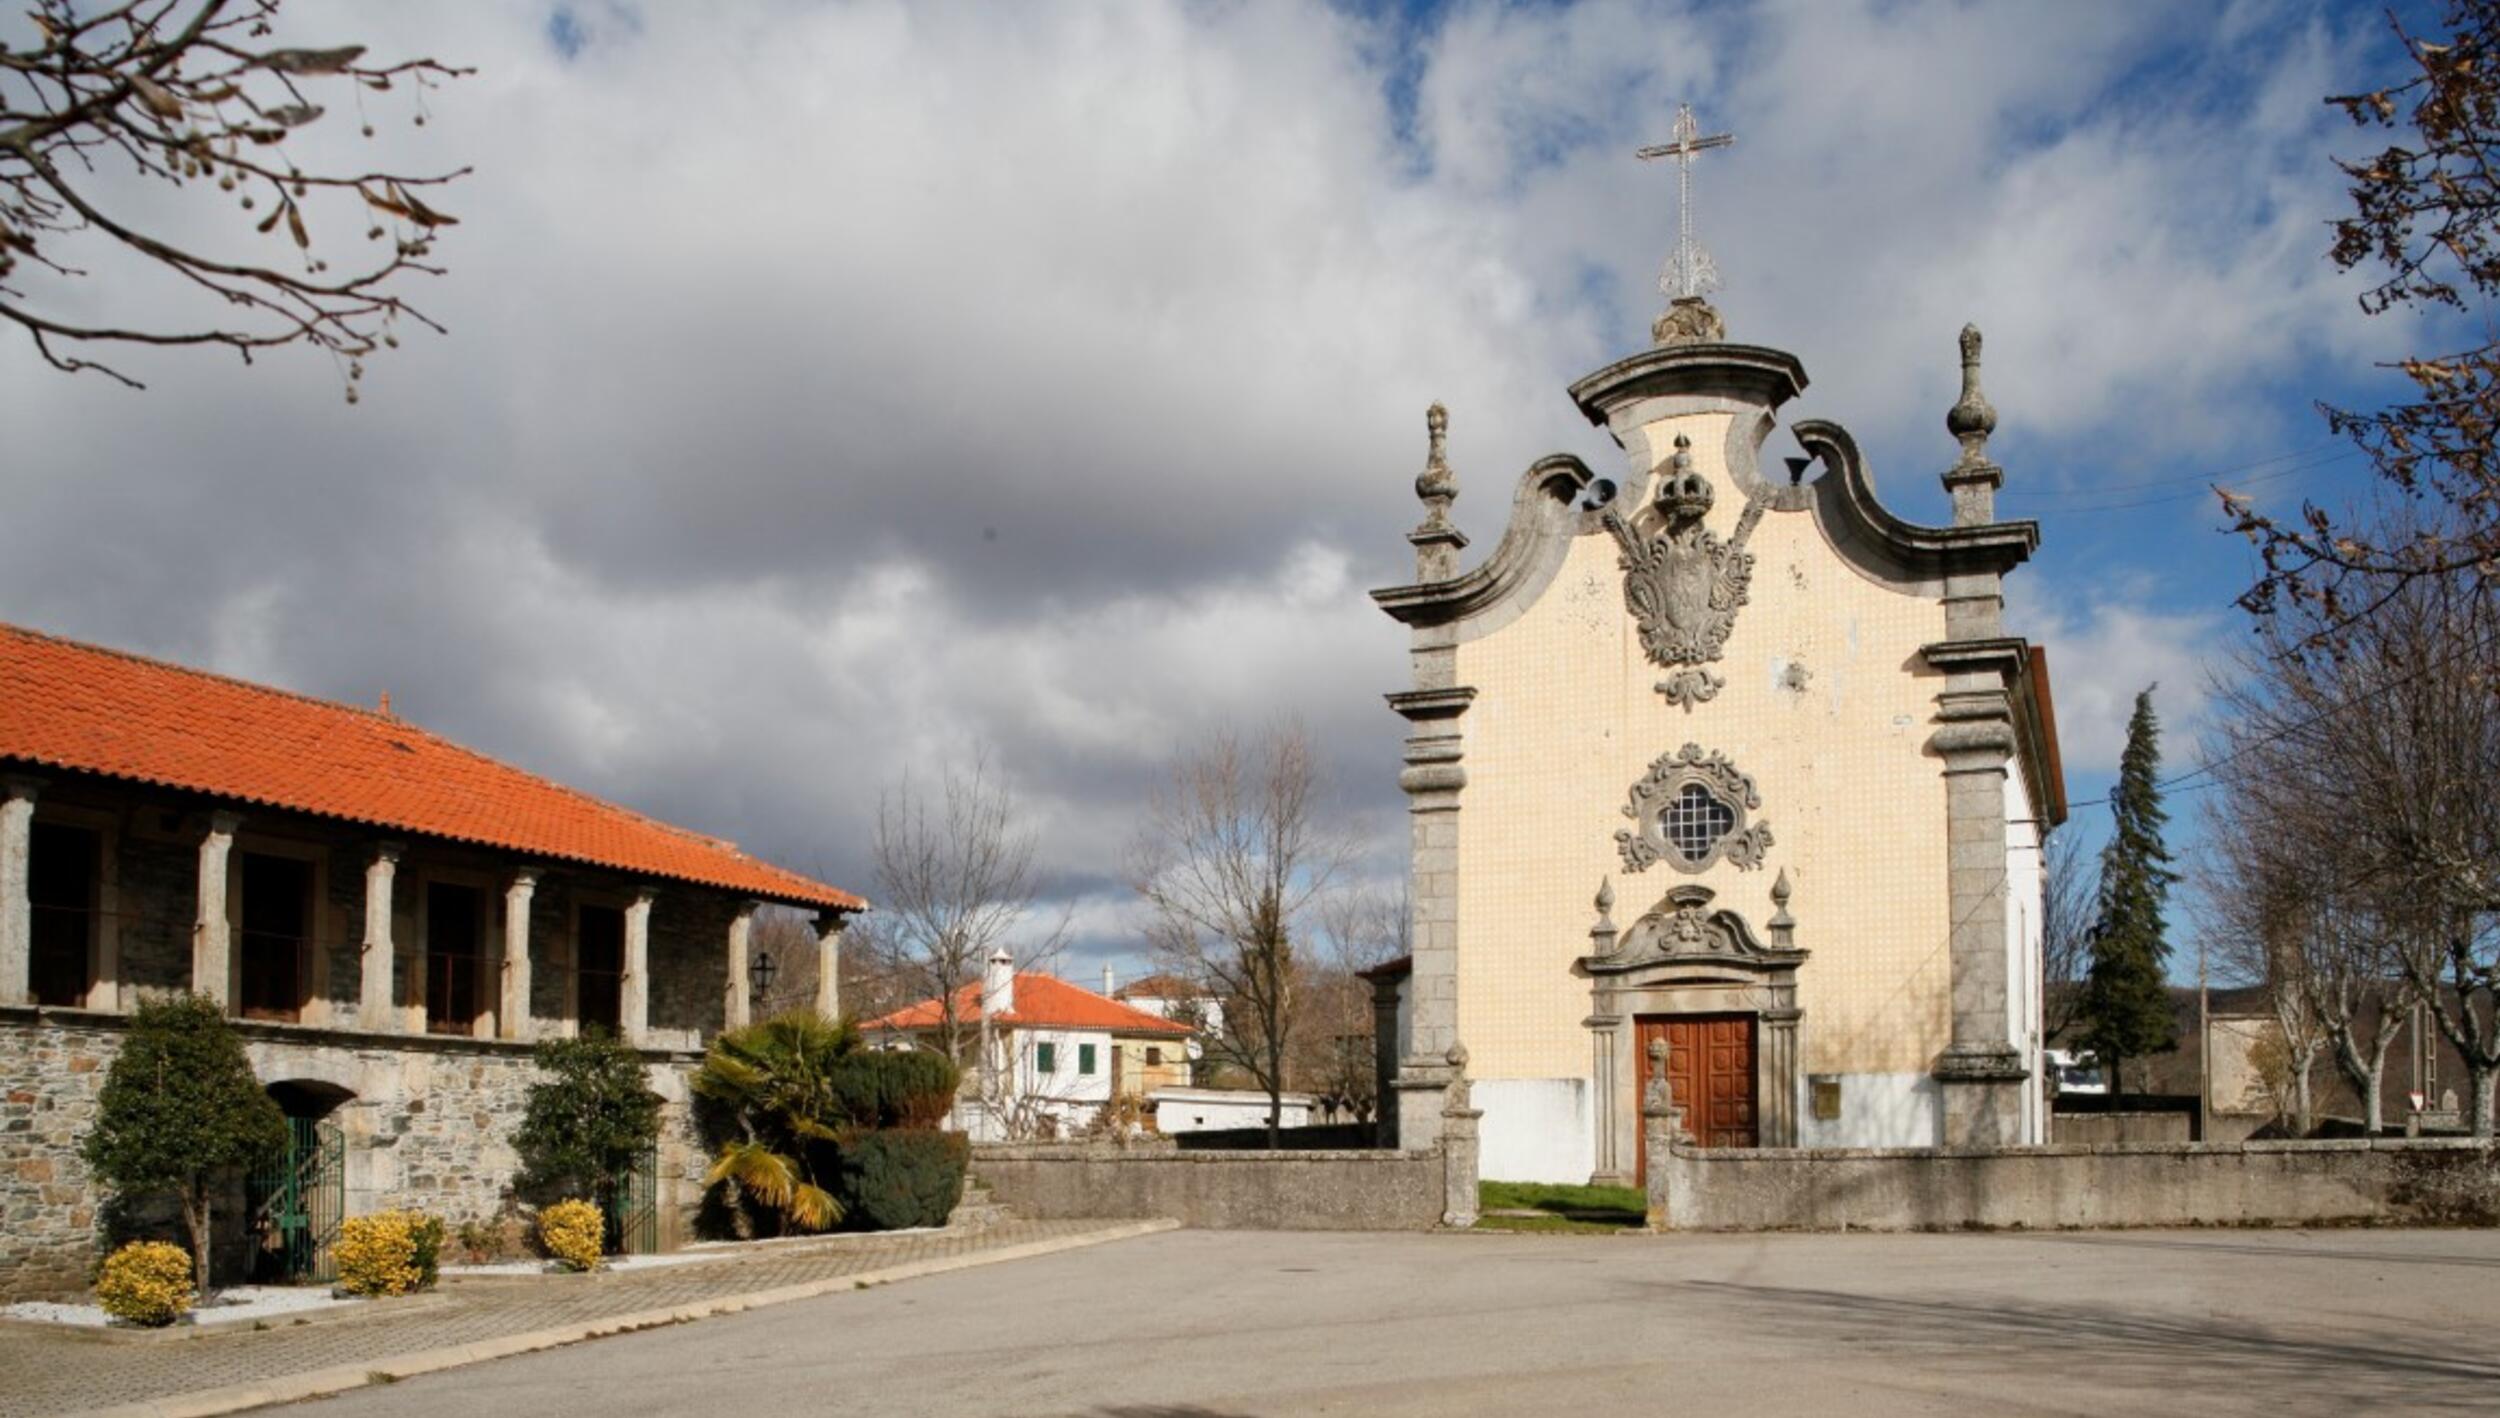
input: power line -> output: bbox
[2020,449,2361,515]
[2019,441,2352,501]
[2062,625,2500,811]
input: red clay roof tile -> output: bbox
[864,973,1192,1036]
[0,622,862,911]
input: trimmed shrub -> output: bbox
[407,1212,445,1289]
[513,1032,662,1205]
[96,1240,195,1327]
[539,1198,604,1272]
[831,1049,962,1131]
[82,994,287,1287]
[335,1211,442,1297]
[835,1130,970,1231]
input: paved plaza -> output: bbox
[0,1220,1151,1418]
[276,1226,2500,1417]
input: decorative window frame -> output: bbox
[1616,743,1773,874]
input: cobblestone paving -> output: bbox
[0,1221,1133,1418]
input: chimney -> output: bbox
[982,950,1014,1019]
[1103,964,1116,995]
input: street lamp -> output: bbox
[750,948,778,1005]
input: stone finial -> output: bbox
[1590,877,1619,956]
[1445,1040,1470,1072]
[1416,403,1453,508]
[1647,1036,1669,1069]
[1407,402,1469,580]
[1947,324,1997,463]
[1653,295,1726,347]
[1768,867,1796,950]
[1941,322,2003,526]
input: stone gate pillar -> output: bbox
[1924,334,2029,1146]
[1390,684,1471,1150]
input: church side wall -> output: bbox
[1474,1079,1590,1184]
[2005,769,2048,1145]
[1451,410,1954,1174]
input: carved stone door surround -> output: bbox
[1577,879,1804,1185]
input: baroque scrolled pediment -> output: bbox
[1581,883,1803,976]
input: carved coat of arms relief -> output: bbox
[1600,432,1764,710]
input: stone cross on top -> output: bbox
[1637,103,1734,345]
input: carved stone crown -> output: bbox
[1654,434,1713,521]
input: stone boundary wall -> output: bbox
[2049,1111,2194,1146]
[1172,1124,1379,1151]
[1648,1137,2500,1232]
[973,1144,1447,1231]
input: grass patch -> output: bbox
[1475,1180,1645,1233]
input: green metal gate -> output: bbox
[601,1146,659,1256]
[248,1117,344,1283]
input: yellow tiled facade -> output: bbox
[1454,411,1954,1085]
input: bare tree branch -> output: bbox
[1,0,469,391]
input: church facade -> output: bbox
[1374,296,2066,1184]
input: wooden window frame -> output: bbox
[227,832,331,1027]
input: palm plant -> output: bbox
[690,1012,859,1233]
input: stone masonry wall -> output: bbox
[1647,1137,2500,1232]
[0,1013,114,1300]
[0,1008,704,1302]
[972,1143,1446,1230]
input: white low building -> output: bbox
[1149,1087,1316,1135]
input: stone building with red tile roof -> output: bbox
[0,622,864,1300]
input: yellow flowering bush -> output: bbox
[539,1198,604,1272]
[96,1241,194,1327]
[334,1210,443,1297]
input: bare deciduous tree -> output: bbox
[1130,721,1352,1149]
[2209,512,2500,1133]
[1297,880,1407,1120]
[868,754,1067,1134]
[2232,2,2500,623]
[2041,829,2100,1046]
[2201,810,2368,1136]
[2,0,467,390]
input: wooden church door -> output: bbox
[1636,1013,1758,1182]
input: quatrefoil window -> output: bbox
[1616,743,1775,875]
[1663,783,1737,863]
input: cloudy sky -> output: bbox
[0,0,2438,982]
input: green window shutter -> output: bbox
[1079,1043,1097,1075]
[1036,1042,1056,1073]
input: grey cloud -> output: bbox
[0,0,2414,970]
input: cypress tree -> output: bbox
[2081,687,2180,1101]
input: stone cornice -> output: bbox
[0,1003,706,1063]
[1920,636,2031,676]
[1385,687,1476,722]
[1567,342,1809,423]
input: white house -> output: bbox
[865,952,1192,1141]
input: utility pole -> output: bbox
[2196,933,2211,1144]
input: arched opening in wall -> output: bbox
[265,1079,354,1122]
[246,1079,354,1283]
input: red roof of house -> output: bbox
[1112,972,1206,1001]
[0,622,863,911]
[865,973,1192,1036]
